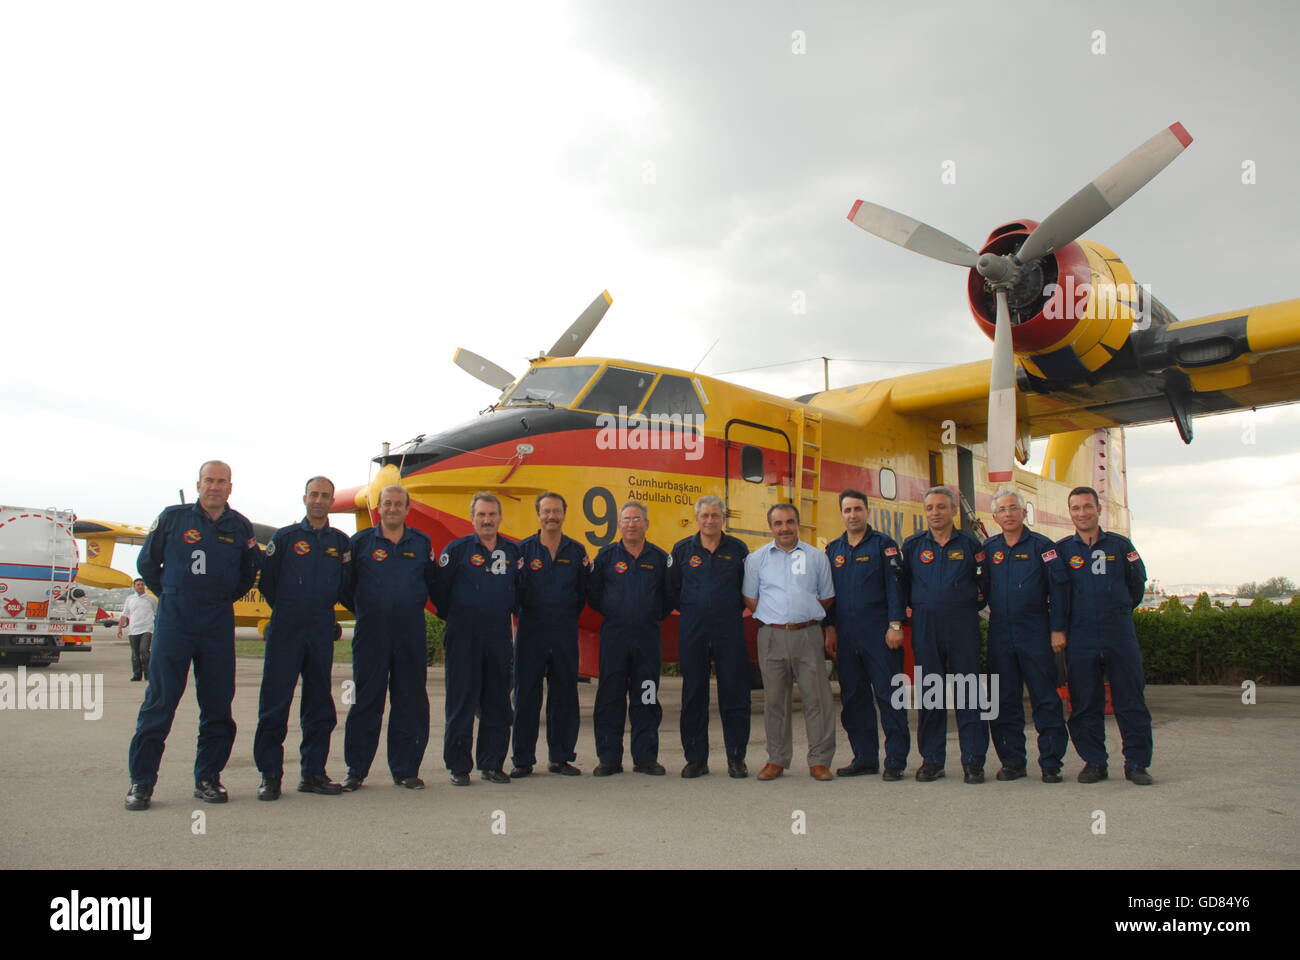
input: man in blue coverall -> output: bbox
[979,488,1070,784]
[823,488,909,781]
[667,494,750,780]
[587,501,672,777]
[1057,486,1153,785]
[125,460,260,811]
[510,492,588,779]
[340,484,436,791]
[435,491,521,786]
[899,485,989,784]
[252,476,350,800]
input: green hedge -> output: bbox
[426,612,445,665]
[1134,595,1300,684]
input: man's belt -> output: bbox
[766,620,818,631]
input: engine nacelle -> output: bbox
[968,220,1143,384]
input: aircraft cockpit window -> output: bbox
[577,366,653,414]
[503,365,598,407]
[643,374,706,421]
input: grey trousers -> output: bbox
[757,624,836,768]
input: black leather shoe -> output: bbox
[592,763,624,777]
[1078,763,1109,784]
[633,762,666,776]
[393,776,425,789]
[836,761,879,777]
[681,761,709,779]
[194,779,229,803]
[916,763,945,782]
[996,765,1027,781]
[298,773,342,795]
[124,783,152,811]
[881,767,904,782]
[341,773,365,792]
[727,758,748,779]
[1041,769,1063,783]
[258,776,282,801]
[547,762,581,776]
[449,772,471,786]
[481,769,510,784]
[963,764,985,784]
[509,765,533,779]
[130,674,142,682]
[1125,767,1154,786]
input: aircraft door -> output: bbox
[724,420,793,537]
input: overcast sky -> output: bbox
[2,0,1297,589]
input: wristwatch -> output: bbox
[889,621,902,631]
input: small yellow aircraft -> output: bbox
[327,122,1300,676]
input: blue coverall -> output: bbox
[1056,529,1151,771]
[252,519,350,780]
[899,527,989,767]
[587,539,671,767]
[434,534,521,775]
[667,532,751,767]
[340,525,436,781]
[512,532,588,768]
[979,529,1069,772]
[825,528,909,771]
[129,502,259,786]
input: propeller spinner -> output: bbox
[847,122,1193,482]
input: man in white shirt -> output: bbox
[742,503,837,781]
[118,578,157,682]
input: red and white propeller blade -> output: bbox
[1016,122,1193,265]
[847,200,978,268]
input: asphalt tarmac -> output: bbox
[2,631,1296,870]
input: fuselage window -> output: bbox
[577,366,653,414]
[643,374,706,421]
[879,467,897,501]
[741,445,764,483]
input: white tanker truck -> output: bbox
[0,505,95,667]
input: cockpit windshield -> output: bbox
[502,364,598,408]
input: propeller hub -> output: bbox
[976,253,1017,285]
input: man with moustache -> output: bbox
[742,503,837,782]
[252,476,351,800]
[667,495,751,779]
[509,492,589,778]
[125,460,260,811]
[899,486,988,784]
[586,501,672,777]
[1056,486,1152,785]
[435,491,522,786]
[823,489,908,781]
[979,488,1070,784]
[340,484,437,791]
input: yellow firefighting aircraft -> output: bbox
[329,122,1300,676]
